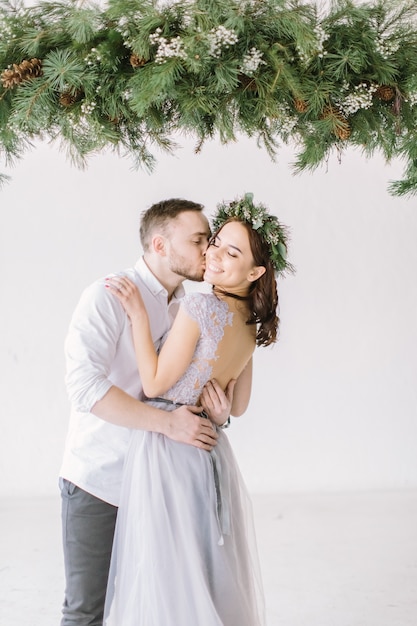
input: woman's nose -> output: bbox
[208,248,221,261]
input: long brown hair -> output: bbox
[213,218,279,347]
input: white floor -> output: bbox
[0,490,416,626]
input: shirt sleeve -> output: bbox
[64,279,127,412]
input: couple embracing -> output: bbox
[59,194,291,626]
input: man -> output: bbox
[59,198,234,626]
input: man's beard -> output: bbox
[168,255,205,282]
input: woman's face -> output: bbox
[204,221,265,293]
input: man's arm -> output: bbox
[66,281,217,450]
[92,386,218,450]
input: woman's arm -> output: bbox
[230,357,253,416]
[105,276,200,397]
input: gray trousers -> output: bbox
[60,479,118,626]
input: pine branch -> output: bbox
[1,0,417,195]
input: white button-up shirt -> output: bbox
[60,257,184,506]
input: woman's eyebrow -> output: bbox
[215,234,242,253]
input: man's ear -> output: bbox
[248,265,266,283]
[152,235,166,256]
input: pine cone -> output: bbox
[335,123,351,141]
[238,74,258,92]
[59,89,83,107]
[375,85,395,102]
[321,105,337,119]
[321,106,351,141]
[294,98,308,113]
[130,54,147,68]
[1,58,43,89]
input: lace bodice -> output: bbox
[160,292,233,405]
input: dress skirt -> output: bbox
[104,403,266,626]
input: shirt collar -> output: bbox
[134,256,185,303]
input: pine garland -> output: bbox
[1,0,417,195]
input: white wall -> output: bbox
[1,135,416,497]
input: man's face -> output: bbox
[165,211,211,282]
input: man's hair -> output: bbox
[139,198,205,251]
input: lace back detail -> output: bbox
[163,292,233,405]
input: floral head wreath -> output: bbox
[211,193,293,275]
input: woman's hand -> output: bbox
[105,276,146,320]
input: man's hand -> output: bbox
[92,387,217,449]
[200,378,236,427]
[163,405,219,451]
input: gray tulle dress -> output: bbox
[104,292,266,626]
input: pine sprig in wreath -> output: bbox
[212,192,294,276]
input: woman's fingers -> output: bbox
[105,276,135,298]
[105,277,146,322]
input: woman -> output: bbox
[103,193,291,626]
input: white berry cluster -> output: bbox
[375,36,400,59]
[279,114,298,135]
[66,112,82,130]
[81,101,96,115]
[122,88,132,101]
[275,104,298,135]
[84,48,102,66]
[239,47,265,75]
[116,13,144,42]
[0,17,13,40]
[180,8,193,28]
[206,25,238,58]
[296,46,309,65]
[1,4,29,28]
[407,91,417,106]
[149,28,187,64]
[116,15,130,40]
[340,82,377,115]
[297,24,329,64]
[314,24,329,58]
[241,0,263,8]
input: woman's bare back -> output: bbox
[209,300,256,391]
[161,292,255,405]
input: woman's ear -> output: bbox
[248,265,266,283]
